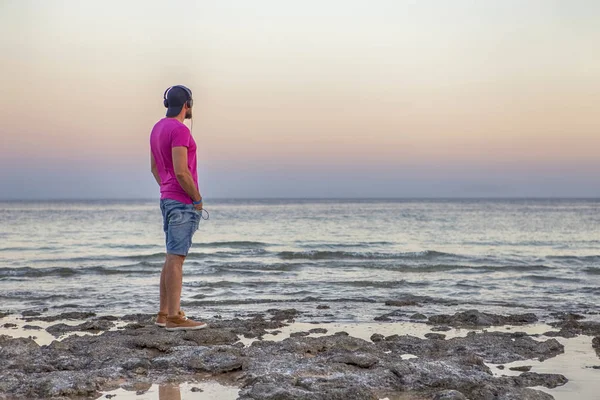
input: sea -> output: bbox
[0,199,599,321]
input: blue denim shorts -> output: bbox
[160,198,201,256]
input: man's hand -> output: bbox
[193,203,203,211]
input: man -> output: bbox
[149,85,207,331]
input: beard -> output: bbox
[185,108,193,119]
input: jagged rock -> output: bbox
[25,311,96,323]
[425,333,446,340]
[431,326,452,332]
[370,334,385,343]
[428,310,538,328]
[46,320,115,337]
[0,313,570,400]
[385,300,420,307]
[433,390,467,400]
[510,365,532,372]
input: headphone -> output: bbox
[163,85,193,109]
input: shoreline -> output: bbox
[1,306,599,400]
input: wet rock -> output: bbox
[428,310,538,328]
[385,300,420,307]
[23,325,43,330]
[21,310,43,317]
[290,331,310,338]
[267,308,301,322]
[424,333,446,340]
[0,314,568,400]
[431,326,452,332]
[547,318,600,337]
[374,309,407,322]
[550,312,585,321]
[543,329,578,339]
[333,331,349,336]
[378,331,563,364]
[410,313,427,321]
[97,315,119,321]
[26,311,97,323]
[510,365,532,372]
[309,328,328,334]
[121,313,155,324]
[316,305,330,309]
[0,311,10,319]
[370,334,385,343]
[3,323,17,328]
[433,390,467,400]
[46,320,115,337]
[190,386,203,392]
[502,372,568,389]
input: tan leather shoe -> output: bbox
[165,313,207,331]
[155,310,185,327]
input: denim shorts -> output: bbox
[160,198,201,256]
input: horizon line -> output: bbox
[1,196,599,202]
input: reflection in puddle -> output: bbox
[100,381,239,400]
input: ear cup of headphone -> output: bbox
[163,99,169,108]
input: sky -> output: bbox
[0,0,599,199]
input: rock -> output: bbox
[309,328,328,334]
[97,315,119,321]
[508,372,568,389]
[510,365,532,372]
[0,311,10,319]
[21,310,43,317]
[374,309,407,322]
[46,320,115,337]
[3,323,17,328]
[497,365,505,370]
[410,313,427,321]
[385,300,419,307]
[190,386,203,392]
[428,310,538,328]
[267,308,301,321]
[425,333,446,340]
[26,311,96,323]
[0,313,569,400]
[431,326,452,332]
[333,331,349,336]
[316,305,330,309]
[592,336,599,349]
[22,325,43,330]
[547,318,600,337]
[433,390,467,400]
[550,312,585,321]
[370,334,385,343]
[290,331,310,338]
[378,331,564,364]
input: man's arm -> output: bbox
[150,153,161,186]
[172,146,202,204]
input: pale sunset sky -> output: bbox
[0,0,599,199]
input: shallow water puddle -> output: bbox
[98,381,239,400]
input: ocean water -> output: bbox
[0,199,599,321]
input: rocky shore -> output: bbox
[1,306,599,400]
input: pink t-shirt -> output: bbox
[150,118,198,204]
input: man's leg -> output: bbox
[164,253,185,318]
[159,259,168,315]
